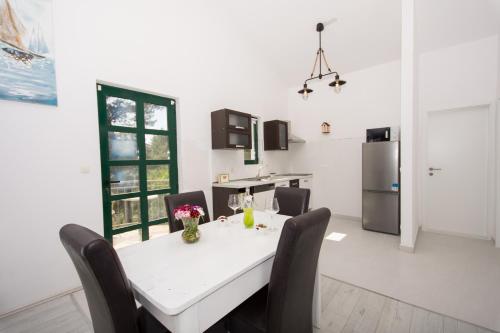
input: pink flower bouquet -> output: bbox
[173,204,204,243]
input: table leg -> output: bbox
[312,269,321,328]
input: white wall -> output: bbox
[0,0,289,315]
[400,0,419,250]
[498,33,500,97]
[497,32,500,245]
[419,36,498,112]
[211,123,292,182]
[418,36,499,242]
[286,60,402,217]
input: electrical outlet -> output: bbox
[80,165,90,174]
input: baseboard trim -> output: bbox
[421,226,492,241]
[332,214,361,222]
[399,226,421,253]
[399,244,415,253]
[0,286,83,319]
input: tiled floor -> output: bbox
[0,293,91,333]
[0,276,494,333]
[320,277,495,333]
[320,218,500,332]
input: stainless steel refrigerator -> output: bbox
[362,141,400,235]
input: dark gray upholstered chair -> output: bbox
[60,224,227,333]
[164,191,211,233]
[228,208,331,333]
[59,224,169,333]
[274,186,311,217]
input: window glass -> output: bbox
[244,118,259,164]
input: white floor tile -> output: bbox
[319,218,500,332]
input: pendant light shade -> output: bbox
[297,22,346,99]
[298,84,313,100]
[329,74,347,93]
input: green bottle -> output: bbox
[243,207,254,228]
[242,190,254,228]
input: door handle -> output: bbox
[428,167,442,171]
[104,180,121,187]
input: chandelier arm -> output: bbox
[304,71,337,84]
[321,49,333,73]
[310,51,320,78]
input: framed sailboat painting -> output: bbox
[0,0,57,106]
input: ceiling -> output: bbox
[211,0,499,88]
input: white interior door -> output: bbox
[424,106,489,238]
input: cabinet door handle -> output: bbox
[235,126,245,130]
[235,145,245,148]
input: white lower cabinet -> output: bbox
[253,191,269,211]
[252,184,276,211]
[299,177,313,210]
[252,177,312,211]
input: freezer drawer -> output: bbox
[362,191,400,235]
[362,141,399,192]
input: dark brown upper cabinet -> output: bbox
[211,109,252,149]
[264,120,288,151]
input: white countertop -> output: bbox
[117,211,290,316]
[212,174,313,189]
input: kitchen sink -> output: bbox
[243,176,287,182]
[258,177,287,182]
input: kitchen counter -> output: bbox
[212,173,313,189]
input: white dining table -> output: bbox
[118,210,321,333]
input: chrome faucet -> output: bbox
[256,165,264,178]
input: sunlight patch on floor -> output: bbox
[325,231,347,242]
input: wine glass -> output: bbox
[228,194,241,223]
[265,198,280,230]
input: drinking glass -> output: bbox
[228,194,241,223]
[265,198,280,230]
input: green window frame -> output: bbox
[97,84,178,244]
[244,118,259,165]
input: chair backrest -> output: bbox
[266,208,331,333]
[164,190,211,233]
[59,224,140,333]
[274,187,311,217]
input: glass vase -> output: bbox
[181,217,200,243]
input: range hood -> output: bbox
[287,121,306,143]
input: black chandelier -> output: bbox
[298,22,346,100]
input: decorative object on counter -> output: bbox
[297,21,346,100]
[174,204,204,243]
[242,192,255,228]
[218,173,230,183]
[321,122,331,134]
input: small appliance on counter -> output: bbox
[362,128,400,235]
[366,126,400,142]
